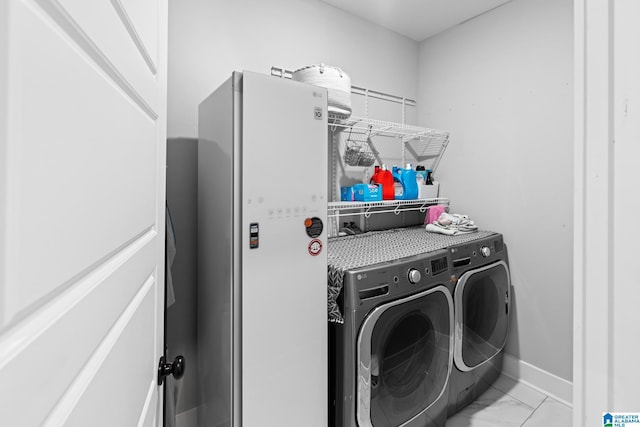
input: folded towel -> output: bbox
[437,213,473,227]
[426,223,477,235]
[426,212,478,235]
[425,205,447,225]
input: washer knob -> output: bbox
[481,246,491,257]
[408,268,422,284]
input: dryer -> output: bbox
[446,234,511,416]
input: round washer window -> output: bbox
[380,312,435,398]
[454,261,511,371]
[464,277,498,343]
[358,287,452,427]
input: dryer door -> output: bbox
[454,260,511,371]
[356,285,453,427]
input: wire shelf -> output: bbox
[329,115,450,172]
[329,115,449,142]
[270,65,452,226]
[328,197,450,218]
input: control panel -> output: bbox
[341,249,451,309]
[449,235,505,273]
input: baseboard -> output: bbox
[502,353,573,407]
[176,406,198,427]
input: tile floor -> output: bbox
[175,374,572,427]
[446,374,572,427]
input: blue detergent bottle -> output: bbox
[392,164,418,200]
[401,163,418,200]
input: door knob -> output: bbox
[158,355,185,386]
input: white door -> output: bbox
[574,0,640,424]
[0,0,167,425]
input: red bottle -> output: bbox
[371,164,395,200]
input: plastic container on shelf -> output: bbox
[352,183,382,202]
[418,181,440,199]
[416,165,427,184]
[426,169,434,185]
[370,164,395,200]
[340,186,355,201]
[392,164,418,200]
[392,166,404,198]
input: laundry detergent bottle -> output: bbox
[392,164,417,200]
[401,163,418,200]
[371,164,395,200]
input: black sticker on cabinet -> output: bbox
[305,217,324,238]
[249,223,259,249]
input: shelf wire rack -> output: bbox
[329,115,450,172]
[328,198,450,219]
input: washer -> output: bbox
[446,233,511,416]
[329,251,452,427]
[327,228,499,427]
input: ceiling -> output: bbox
[318,0,513,42]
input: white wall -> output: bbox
[418,0,574,385]
[168,0,420,139]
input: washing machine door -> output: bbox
[454,260,511,372]
[356,285,453,427]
